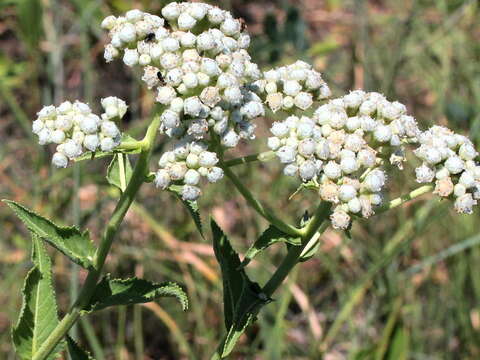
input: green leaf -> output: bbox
[83,275,188,313]
[220,280,270,357]
[239,225,300,268]
[168,184,204,238]
[4,200,96,268]
[211,219,271,357]
[107,153,133,192]
[212,218,245,329]
[12,235,64,360]
[67,336,95,360]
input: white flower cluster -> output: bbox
[154,138,224,201]
[414,125,480,214]
[101,3,264,149]
[267,91,421,229]
[32,98,126,168]
[254,60,331,113]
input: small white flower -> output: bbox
[339,184,357,202]
[84,134,100,151]
[331,210,351,230]
[79,115,99,134]
[162,3,181,20]
[100,137,117,152]
[324,161,342,180]
[198,151,218,167]
[347,197,362,213]
[454,193,477,214]
[241,101,264,119]
[178,12,197,30]
[340,156,359,174]
[454,183,467,197]
[123,49,139,67]
[51,130,66,144]
[220,18,240,36]
[119,23,137,43]
[208,7,225,24]
[184,96,203,117]
[101,121,120,138]
[276,146,297,164]
[63,139,83,159]
[52,152,69,168]
[459,143,477,160]
[415,164,435,183]
[207,167,224,183]
[156,86,177,105]
[299,160,317,181]
[101,15,117,30]
[445,156,464,174]
[184,169,201,185]
[363,170,385,192]
[182,185,201,201]
[373,125,392,143]
[298,138,316,157]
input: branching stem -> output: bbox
[32,115,162,360]
[263,202,331,297]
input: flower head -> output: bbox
[267,91,421,228]
[32,98,126,167]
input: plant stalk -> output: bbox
[263,202,331,297]
[222,151,275,167]
[32,115,161,360]
[221,165,302,237]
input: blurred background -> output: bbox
[1,0,480,359]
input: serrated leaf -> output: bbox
[211,219,271,357]
[67,336,95,360]
[12,235,64,360]
[168,185,203,238]
[107,153,133,192]
[211,219,245,329]
[4,200,96,268]
[239,225,300,268]
[82,275,188,313]
[220,280,270,357]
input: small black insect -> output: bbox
[157,71,166,86]
[145,33,156,42]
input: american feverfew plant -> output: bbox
[5,2,480,359]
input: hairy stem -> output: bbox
[220,165,302,237]
[32,115,161,360]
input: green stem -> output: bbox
[210,202,332,359]
[263,202,331,297]
[375,184,434,214]
[220,165,302,237]
[118,139,144,151]
[133,305,144,360]
[32,115,162,360]
[222,151,275,167]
